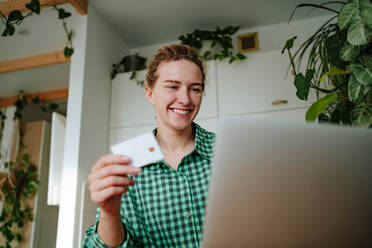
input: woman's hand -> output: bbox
[88,154,142,215]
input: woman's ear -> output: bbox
[145,86,155,105]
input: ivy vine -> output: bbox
[178,26,247,63]
[0,93,60,248]
[0,0,74,58]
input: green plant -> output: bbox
[282,0,372,127]
[0,93,60,248]
[1,0,74,58]
[178,26,247,63]
[111,54,147,87]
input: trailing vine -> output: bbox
[0,93,60,248]
[178,26,247,63]
[1,0,74,58]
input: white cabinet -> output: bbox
[216,49,315,116]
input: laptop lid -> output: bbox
[202,116,372,247]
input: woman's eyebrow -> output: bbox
[163,80,203,86]
[164,80,181,84]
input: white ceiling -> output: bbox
[89,0,334,47]
[0,0,338,98]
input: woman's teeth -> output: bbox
[171,108,191,115]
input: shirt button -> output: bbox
[186,212,191,218]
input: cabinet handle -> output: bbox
[272,100,288,105]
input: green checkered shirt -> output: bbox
[83,123,215,247]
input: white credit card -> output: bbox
[110,132,164,168]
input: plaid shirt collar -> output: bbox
[152,122,214,161]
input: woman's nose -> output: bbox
[177,89,190,105]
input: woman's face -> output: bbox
[145,59,203,131]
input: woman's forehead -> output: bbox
[157,60,202,81]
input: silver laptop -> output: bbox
[202,116,372,247]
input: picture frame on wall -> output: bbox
[238,32,259,53]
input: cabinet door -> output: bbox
[247,107,308,122]
[110,61,218,129]
[217,49,315,116]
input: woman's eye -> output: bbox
[170,85,178,89]
[191,88,202,92]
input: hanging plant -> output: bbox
[282,0,372,127]
[0,0,74,58]
[0,93,60,248]
[111,53,147,87]
[178,26,246,63]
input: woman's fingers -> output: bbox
[90,175,135,192]
[90,186,128,205]
[88,155,142,210]
[91,154,131,172]
[89,164,141,182]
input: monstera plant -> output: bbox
[282,0,372,127]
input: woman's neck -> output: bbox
[156,122,195,155]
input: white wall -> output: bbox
[130,14,333,58]
[56,5,130,248]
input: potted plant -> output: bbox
[282,0,372,127]
[111,53,147,86]
[178,26,246,63]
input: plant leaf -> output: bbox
[318,113,331,123]
[306,93,338,122]
[294,73,310,100]
[320,67,351,82]
[365,89,372,105]
[338,2,357,30]
[203,51,212,60]
[347,14,372,45]
[348,63,372,86]
[351,103,372,127]
[7,10,23,23]
[340,43,360,61]
[236,53,246,60]
[348,74,370,103]
[25,0,41,15]
[281,36,297,54]
[64,47,74,59]
[1,24,15,36]
[58,8,71,19]
[359,55,372,68]
[361,0,372,29]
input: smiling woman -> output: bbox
[83,44,216,248]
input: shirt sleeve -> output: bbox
[82,208,135,248]
[82,186,152,247]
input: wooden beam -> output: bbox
[0,88,68,108]
[0,0,86,16]
[0,50,69,74]
[68,0,87,15]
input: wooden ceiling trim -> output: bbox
[0,88,68,108]
[0,0,86,16]
[0,50,69,74]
